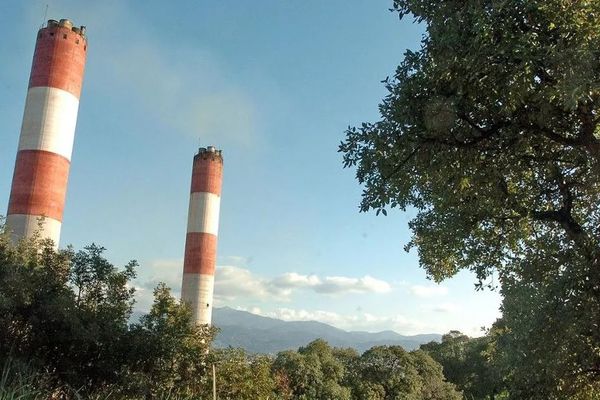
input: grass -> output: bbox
[0,360,45,400]
[0,361,208,400]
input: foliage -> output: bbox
[0,225,459,399]
[208,347,276,400]
[272,339,352,400]
[122,284,216,397]
[0,232,465,400]
[421,330,508,399]
[0,226,215,398]
[272,339,461,400]
[351,345,461,400]
[0,220,471,399]
[339,1,600,397]
[0,233,137,388]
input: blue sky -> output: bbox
[0,0,501,335]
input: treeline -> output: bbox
[0,230,587,399]
[0,231,464,399]
[205,339,462,400]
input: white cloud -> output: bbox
[106,43,259,147]
[241,306,493,336]
[409,284,448,298]
[216,267,392,301]
[268,308,350,326]
[316,275,391,294]
[215,266,291,301]
[247,307,431,335]
[135,259,393,308]
[142,259,183,291]
[132,258,183,311]
[133,259,495,336]
[272,272,321,288]
[271,272,391,295]
[218,255,250,266]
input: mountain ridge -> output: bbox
[212,306,441,354]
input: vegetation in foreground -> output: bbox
[0,221,589,400]
[0,228,462,399]
[0,227,215,398]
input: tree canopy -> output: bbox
[340,1,600,397]
[272,339,461,400]
[351,345,461,400]
[421,330,507,399]
[0,228,215,397]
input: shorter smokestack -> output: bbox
[181,146,223,325]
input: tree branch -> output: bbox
[383,145,421,181]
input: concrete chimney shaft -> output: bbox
[181,147,223,325]
[6,20,87,247]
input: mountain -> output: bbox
[212,307,440,354]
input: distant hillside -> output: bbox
[212,307,441,354]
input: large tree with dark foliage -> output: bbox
[340,1,600,398]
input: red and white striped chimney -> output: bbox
[181,146,223,325]
[6,19,87,247]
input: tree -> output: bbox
[420,332,472,390]
[351,345,461,400]
[421,330,507,399]
[332,346,361,391]
[0,224,216,397]
[340,1,600,397]
[124,283,216,397]
[411,350,467,400]
[0,234,137,388]
[353,346,421,399]
[272,339,351,400]
[207,348,276,400]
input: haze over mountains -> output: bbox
[211,307,441,354]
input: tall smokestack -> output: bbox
[6,19,87,247]
[181,146,223,325]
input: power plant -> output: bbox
[4,20,223,325]
[6,19,87,247]
[181,146,223,325]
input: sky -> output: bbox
[0,0,502,336]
